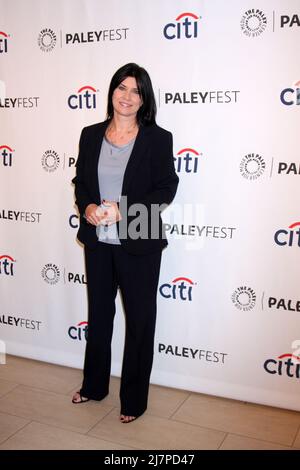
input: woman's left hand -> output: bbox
[100,200,122,226]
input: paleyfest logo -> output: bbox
[277,161,300,176]
[268,296,300,312]
[241,9,267,37]
[280,14,300,28]
[163,12,201,39]
[280,80,300,106]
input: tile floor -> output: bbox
[0,355,299,450]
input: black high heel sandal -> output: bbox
[72,392,90,404]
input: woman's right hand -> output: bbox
[85,204,106,226]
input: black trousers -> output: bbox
[80,241,162,417]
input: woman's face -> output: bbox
[112,76,142,120]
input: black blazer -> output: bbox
[72,120,179,255]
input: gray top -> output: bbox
[96,135,135,244]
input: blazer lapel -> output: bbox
[91,121,109,203]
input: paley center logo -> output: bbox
[41,150,60,172]
[233,290,300,313]
[68,321,88,341]
[38,25,129,51]
[68,85,98,109]
[264,353,300,379]
[241,9,267,37]
[0,145,14,167]
[174,148,201,173]
[280,80,300,106]
[0,255,16,276]
[38,28,57,52]
[274,222,300,247]
[42,263,60,285]
[163,12,201,39]
[232,286,256,311]
[240,153,300,179]
[0,31,9,53]
[240,153,266,180]
[41,263,87,285]
[41,149,77,173]
[159,277,196,301]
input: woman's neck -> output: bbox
[110,114,138,132]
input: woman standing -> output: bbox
[72,63,179,423]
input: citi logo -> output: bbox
[69,214,79,229]
[0,31,9,53]
[264,353,300,378]
[159,277,196,301]
[163,12,200,40]
[0,255,15,276]
[274,222,300,247]
[174,148,200,173]
[0,145,14,167]
[68,321,88,341]
[68,86,98,109]
[280,80,300,106]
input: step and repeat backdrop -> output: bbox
[1,0,300,411]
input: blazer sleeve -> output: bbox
[71,127,94,217]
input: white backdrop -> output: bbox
[1,0,300,411]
